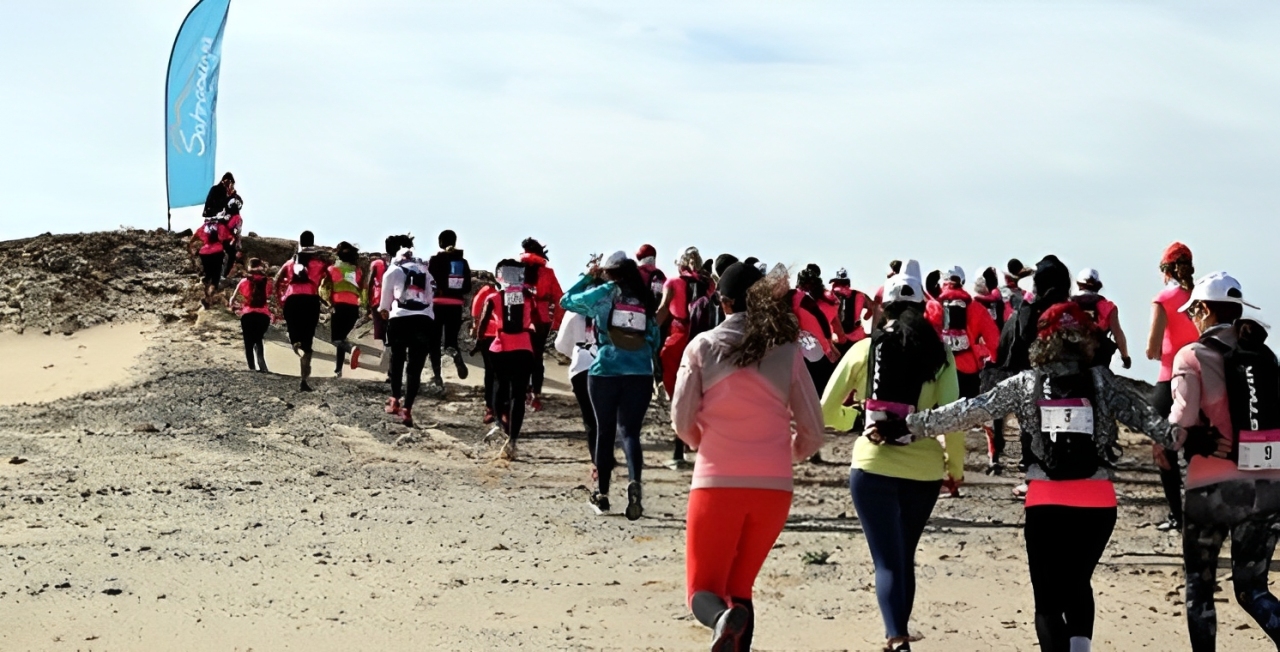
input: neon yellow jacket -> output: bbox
[821,338,965,482]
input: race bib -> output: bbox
[448,277,464,289]
[504,290,525,306]
[1039,399,1094,435]
[1238,430,1280,471]
[610,306,646,331]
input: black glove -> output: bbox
[1181,425,1221,459]
[1122,356,1132,369]
[872,418,911,446]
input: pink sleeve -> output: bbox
[671,339,705,448]
[1169,346,1202,428]
[789,351,826,461]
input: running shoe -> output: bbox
[1156,515,1182,533]
[431,376,445,393]
[589,491,610,514]
[1012,482,1028,499]
[529,394,543,413]
[385,397,401,415]
[940,477,961,499]
[449,348,469,380]
[664,458,694,471]
[984,463,1004,476]
[711,604,749,652]
[482,407,495,425]
[349,346,361,370]
[625,481,643,521]
[500,438,517,461]
[401,408,414,428]
[299,380,313,392]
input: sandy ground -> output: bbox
[0,314,1276,651]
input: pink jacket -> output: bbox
[671,313,826,491]
[1170,324,1280,489]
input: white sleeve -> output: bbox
[379,266,401,313]
[555,313,584,357]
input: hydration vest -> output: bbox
[863,325,925,426]
[247,274,269,309]
[1072,293,1103,325]
[331,262,361,299]
[499,285,532,335]
[290,250,317,286]
[1200,322,1280,466]
[683,274,714,339]
[397,260,432,311]
[940,296,971,353]
[1034,372,1102,480]
[837,290,865,335]
[201,218,224,244]
[607,293,650,352]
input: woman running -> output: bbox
[470,278,500,425]
[1071,268,1131,369]
[555,306,599,477]
[871,301,1177,652]
[326,241,363,377]
[1169,272,1280,651]
[377,235,435,427]
[274,231,329,392]
[657,247,716,468]
[227,258,274,373]
[820,260,962,652]
[561,251,661,521]
[476,260,537,460]
[188,215,230,309]
[1145,242,1199,533]
[672,262,824,651]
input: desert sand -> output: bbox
[0,231,1274,651]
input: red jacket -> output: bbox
[519,253,564,329]
[925,285,1001,375]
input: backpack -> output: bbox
[1201,322,1280,468]
[201,218,223,244]
[608,293,649,352]
[837,291,863,334]
[1000,286,1025,314]
[247,274,269,309]
[397,260,432,311]
[940,298,971,353]
[646,268,668,304]
[863,325,926,425]
[684,275,714,339]
[500,285,531,335]
[290,250,315,285]
[1035,372,1102,480]
[448,260,467,292]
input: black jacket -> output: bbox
[427,249,472,301]
[202,184,242,218]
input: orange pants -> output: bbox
[686,487,792,606]
[660,331,689,397]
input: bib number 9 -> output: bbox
[1238,430,1280,471]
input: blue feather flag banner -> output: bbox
[165,0,231,210]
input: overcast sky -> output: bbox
[2,1,1278,380]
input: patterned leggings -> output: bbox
[1183,480,1280,652]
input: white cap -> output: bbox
[1076,268,1101,285]
[1179,271,1259,312]
[883,260,925,304]
[601,250,629,270]
[944,265,965,285]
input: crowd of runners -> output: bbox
[187,174,1279,652]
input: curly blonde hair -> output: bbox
[729,268,799,367]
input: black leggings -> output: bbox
[804,355,837,397]
[492,350,534,441]
[1024,505,1116,651]
[239,313,269,371]
[530,323,552,394]
[477,338,496,410]
[387,315,432,409]
[222,243,238,277]
[1152,381,1184,523]
[571,371,598,462]
[430,304,462,377]
[1184,480,1280,652]
[588,374,652,495]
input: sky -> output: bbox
[2,1,1279,381]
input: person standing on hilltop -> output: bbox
[274,231,329,392]
[202,172,240,218]
[1145,242,1200,534]
[324,242,363,378]
[426,230,472,387]
[228,257,274,373]
[378,235,435,428]
[561,251,661,520]
[672,262,824,651]
[520,238,563,412]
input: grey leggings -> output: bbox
[1184,479,1280,651]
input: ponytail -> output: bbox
[1161,261,1195,291]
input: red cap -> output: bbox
[1161,242,1192,265]
[1037,302,1096,340]
[635,244,657,260]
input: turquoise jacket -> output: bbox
[560,274,660,377]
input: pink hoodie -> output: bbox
[671,313,826,491]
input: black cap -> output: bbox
[718,262,764,312]
[714,254,739,277]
